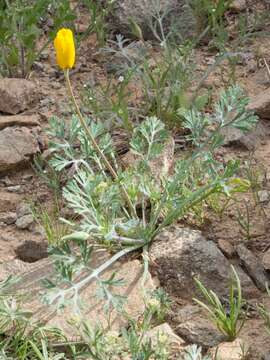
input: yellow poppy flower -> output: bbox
[54,28,75,70]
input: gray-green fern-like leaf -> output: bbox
[130,116,169,161]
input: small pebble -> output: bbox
[0,212,17,225]
[6,185,23,194]
[15,214,34,230]
[258,190,270,203]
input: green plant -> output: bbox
[183,345,211,360]
[194,265,246,340]
[33,155,62,198]
[100,36,254,130]
[0,275,67,359]
[206,193,232,219]
[41,81,257,313]
[258,285,270,336]
[0,0,75,77]
[188,0,232,41]
[0,274,171,359]
[236,201,252,241]
[79,0,115,47]
[101,36,207,128]
[241,158,266,206]
[32,204,70,246]
[83,67,138,133]
[141,44,197,126]
[69,291,171,360]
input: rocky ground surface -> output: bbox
[1,0,270,358]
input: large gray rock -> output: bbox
[108,0,195,40]
[0,78,37,114]
[0,127,39,173]
[150,226,258,300]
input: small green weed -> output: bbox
[183,344,211,360]
[79,0,115,47]
[258,285,270,336]
[188,0,232,41]
[32,205,70,246]
[236,201,252,241]
[194,265,246,341]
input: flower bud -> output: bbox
[54,28,75,70]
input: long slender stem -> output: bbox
[68,245,140,296]
[64,69,137,219]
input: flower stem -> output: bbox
[64,69,137,219]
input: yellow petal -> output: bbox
[54,28,75,70]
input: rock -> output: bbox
[146,323,185,352]
[0,176,13,186]
[0,258,37,281]
[15,214,34,230]
[107,0,195,40]
[150,226,258,300]
[22,173,33,182]
[40,51,49,61]
[32,61,44,72]
[31,224,46,237]
[0,212,17,225]
[258,190,270,203]
[0,127,40,173]
[0,115,40,130]
[240,318,270,359]
[40,97,55,108]
[174,304,202,323]
[236,244,268,291]
[0,78,37,114]
[221,122,268,151]
[262,249,270,271]
[230,0,247,12]
[0,191,21,211]
[16,202,34,230]
[218,239,235,258]
[210,338,248,360]
[16,203,32,218]
[15,240,48,262]
[6,185,23,194]
[175,305,226,347]
[51,82,61,90]
[247,88,270,120]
